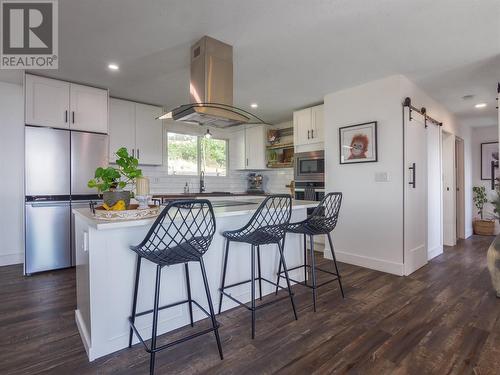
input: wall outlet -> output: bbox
[375,172,390,182]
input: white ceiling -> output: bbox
[1,0,499,126]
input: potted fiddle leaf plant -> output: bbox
[473,186,495,235]
[87,147,142,210]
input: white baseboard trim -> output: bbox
[427,246,443,261]
[0,252,23,266]
[332,250,404,276]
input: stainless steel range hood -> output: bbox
[159,36,265,128]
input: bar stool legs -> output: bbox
[277,241,298,321]
[251,245,256,339]
[129,256,142,348]
[184,263,194,327]
[150,265,162,375]
[309,236,318,312]
[199,259,224,360]
[218,241,298,339]
[275,233,344,312]
[218,239,230,315]
[327,233,345,298]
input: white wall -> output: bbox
[471,125,499,232]
[324,75,472,276]
[0,82,24,266]
[324,75,405,275]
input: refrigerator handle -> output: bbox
[132,148,135,158]
[137,149,140,159]
[72,111,75,124]
[65,110,68,123]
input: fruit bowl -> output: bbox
[93,204,160,221]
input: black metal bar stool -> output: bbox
[218,194,297,339]
[128,199,223,375]
[275,192,344,312]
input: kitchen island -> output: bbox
[73,198,318,361]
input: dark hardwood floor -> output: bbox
[1,236,499,374]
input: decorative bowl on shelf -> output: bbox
[93,204,160,221]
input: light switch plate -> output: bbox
[375,172,390,182]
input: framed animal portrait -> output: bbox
[481,141,499,180]
[339,121,378,164]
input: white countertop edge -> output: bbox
[73,200,319,231]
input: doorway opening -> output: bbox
[442,131,456,246]
[455,137,465,239]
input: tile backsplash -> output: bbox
[141,165,293,195]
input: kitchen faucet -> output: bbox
[200,171,206,193]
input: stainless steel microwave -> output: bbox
[294,150,325,181]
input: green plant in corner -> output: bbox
[87,147,142,194]
[473,186,488,219]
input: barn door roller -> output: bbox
[403,97,443,128]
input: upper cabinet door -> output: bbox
[293,108,312,146]
[109,98,135,162]
[25,74,70,129]
[245,125,266,170]
[311,105,324,143]
[229,128,246,170]
[134,103,163,165]
[69,83,108,133]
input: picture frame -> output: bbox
[480,141,499,180]
[339,121,378,164]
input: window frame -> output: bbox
[166,130,228,177]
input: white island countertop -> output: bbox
[73,197,319,361]
[73,198,319,230]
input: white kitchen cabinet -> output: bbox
[135,103,163,165]
[69,83,108,133]
[109,99,135,162]
[25,74,70,129]
[245,125,266,169]
[229,128,246,170]
[25,74,109,133]
[229,124,267,170]
[293,104,324,148]
[109,98,163,165]
[311,105,324,143]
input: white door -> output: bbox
[293,108,312,146]
[135,103,163,165]
[311,105,324,143]
[229,128,246,170]
[404,109,428,275]
[109,98,135,162]
[245,125,266,169]
[25,74,70,129]
[442,131,456,246]
[70,83,108,133]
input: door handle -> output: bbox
[72,111,75,124]
[307,130,310,139]
[137,149,140,159]
[491,160,497,190]
[65,110,68,123]
[408,163,416,188]
[311,129,314,138]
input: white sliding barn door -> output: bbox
[404,109,428,275]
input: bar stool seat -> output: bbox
[218,195,298,339]
[276,192,345,312]
[130,236,211,265]
[128,199,223,375]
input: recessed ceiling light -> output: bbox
[250,103,258,109]
[462,94,475,100]
[108,63,119,71]
[475,103,487,109]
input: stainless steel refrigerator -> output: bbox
[25,126,108,275]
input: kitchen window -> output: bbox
[167,132,227,176]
